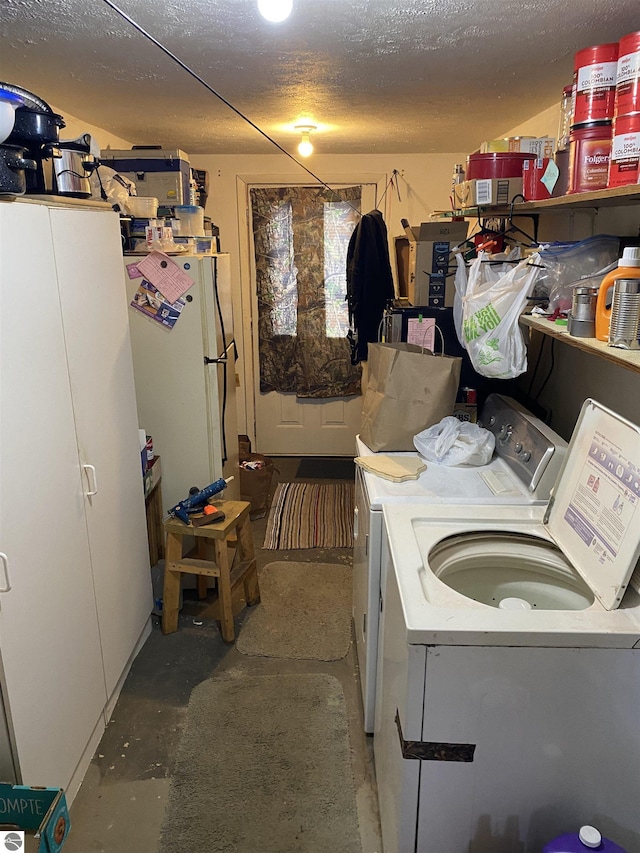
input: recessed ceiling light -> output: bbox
[257,0,293,23]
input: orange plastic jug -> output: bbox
[595,247,640,340]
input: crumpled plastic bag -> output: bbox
[90,164,136,211]
[413,417,495,467]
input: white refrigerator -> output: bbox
[124,253,240,514]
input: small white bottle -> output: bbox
[451,163,465,191]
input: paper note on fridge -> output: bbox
[136,251,193,303]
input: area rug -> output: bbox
[157,672,362,853]
[263,481,354,549]
[296,456,355,480]
[236,561,352,661]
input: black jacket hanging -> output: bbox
[346,209,395,364]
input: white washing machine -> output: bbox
[374,399,640,853]
[353,394,568,732]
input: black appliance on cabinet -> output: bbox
[0,82,97,198]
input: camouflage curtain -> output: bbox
[250,185,362,398]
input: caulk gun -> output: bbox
[168,476,233,524]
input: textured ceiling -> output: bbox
[1,0,638,155]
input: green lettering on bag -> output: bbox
[463,315,479,341]
[475,304,501,332]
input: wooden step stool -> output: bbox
[162,500,260,642]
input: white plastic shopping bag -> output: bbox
[461,252,541,379]
[452,252,468,349]
[414,417,495,466]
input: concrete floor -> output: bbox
[64,458,382,853]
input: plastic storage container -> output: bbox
[173,204,205,236]
[595,246,640,340]
[543,825,629,852]
[126,196,158,218]
[557,84,575,150]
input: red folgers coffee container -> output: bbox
[573,42,619,124]
[615,30,640,116]
[568,120,612,193]
[608,111,640,187]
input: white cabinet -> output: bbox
[0,198,152,800]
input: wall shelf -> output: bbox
[479,184,640,215]
[520,313,640,374]
[435,184,640,220]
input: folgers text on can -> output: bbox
[615,30,640,116]
[573,42,619,124]
[608,111,640,187]
[568,120,612,193]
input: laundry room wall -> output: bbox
[189,150,470,435]
[45,97,638,442]
[52,106,134,151]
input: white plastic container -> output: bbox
[126,196,158,218]
[174,205,205,236]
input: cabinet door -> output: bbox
[0,202,106,787]
[49,208,152,698]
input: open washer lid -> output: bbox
[545,399,640,610]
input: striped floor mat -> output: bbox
[262,482,354,549]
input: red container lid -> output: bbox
[466,151,536,180]
[574,42,619,69]
[618,30,640,55]
[570,119,613,133]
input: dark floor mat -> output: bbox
[296,457,355,479]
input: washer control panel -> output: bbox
[479,395,568,498]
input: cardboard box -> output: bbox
[144,454,162,498]
[0,784,70,853]
[480,137,555,157]
[453,178,524,209]
[404,221,469,306]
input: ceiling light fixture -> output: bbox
[257,0,292,22]
[296,125,316,157]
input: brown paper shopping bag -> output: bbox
[360,342,462,451]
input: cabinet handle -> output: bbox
[83,464,98,496]
[353,506,359,540]
[0,553,11,592]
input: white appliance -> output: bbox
[353,394,568,732]
[124,253,240,513]
[374,400,640,853]
[0,198,152,799]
